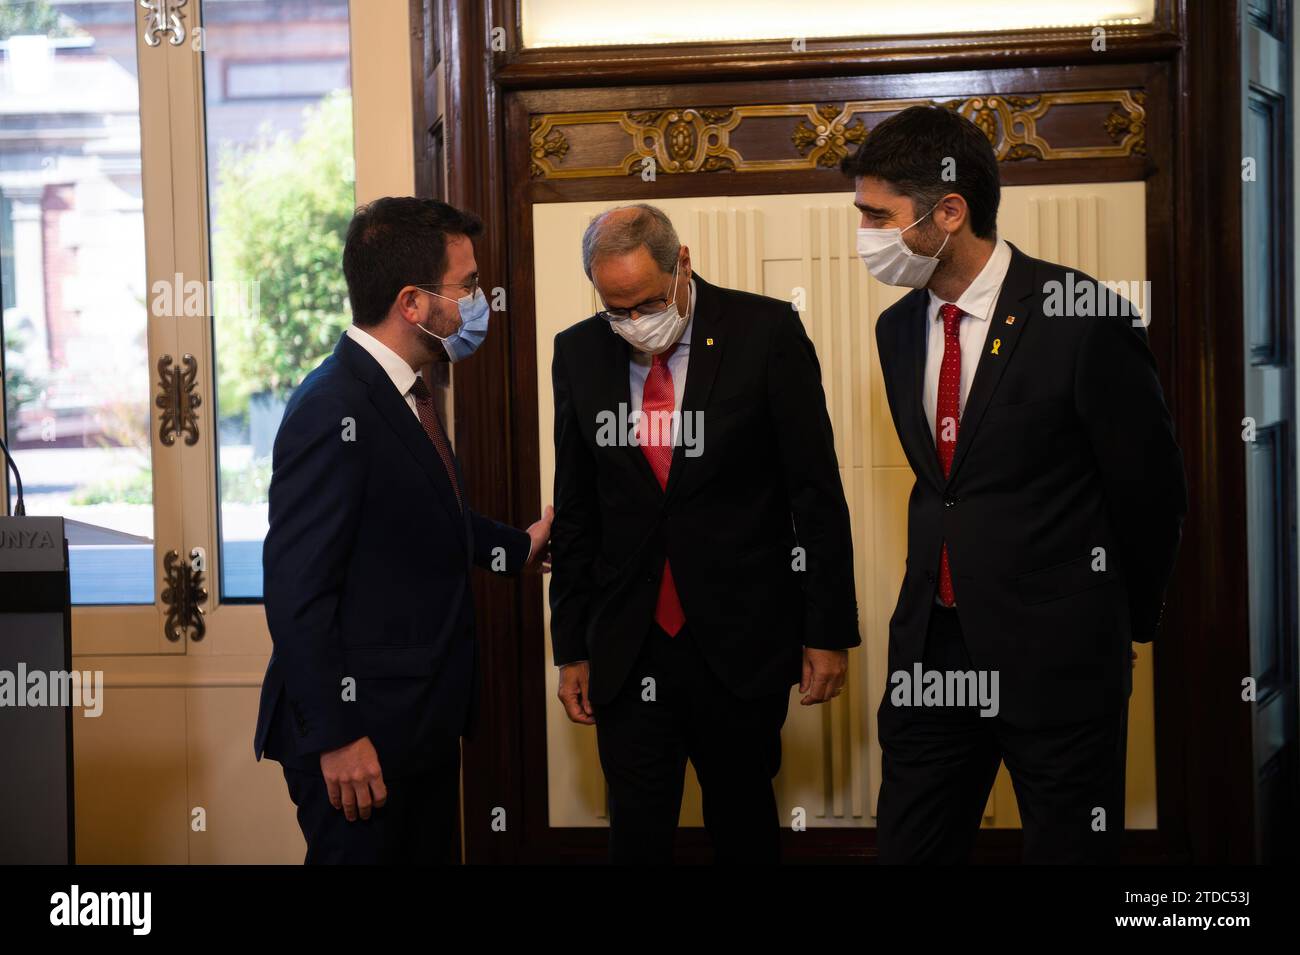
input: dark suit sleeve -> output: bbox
[766,308,862,650]
[548,337,601,666]
[262,394,368,757]
[1074,311,1187,642]
[469,510,531,575]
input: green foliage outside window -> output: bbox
[212,90,355,420]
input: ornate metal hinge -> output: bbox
[161,549,206,642]
[140,0,187,47]
[156,354,201,446]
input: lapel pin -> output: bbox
[706,337,714,346]
[991,338,1002,356]
[1004,315,1016,325]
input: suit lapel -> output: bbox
[945,243,1037,485]
[336,334,465,542]
[664,275,724,501]
[896,289,946,491]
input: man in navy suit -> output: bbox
[844,107,1186,863]
[253,196,552,864]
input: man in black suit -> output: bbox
[549,203,860,863]
[254,197,552,864]
[844,106,1187,863]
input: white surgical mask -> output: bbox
[604,263,689,355]
[855,203,950,288]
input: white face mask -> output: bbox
[855,203,950,288]
[603,263,689,355]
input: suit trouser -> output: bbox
[592,623,791,864]
[281,736,461,865]
[876,604,1128,864]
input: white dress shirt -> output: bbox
[922,238,1012,438]
[345,324,422,419]
[628,278,696,411]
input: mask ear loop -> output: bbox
[901,201,951,259]
[664,259,682,314]
[900,201,939,234]
[932,228,951,259]
[414,287,460,341]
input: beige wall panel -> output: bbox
[349,0,416,205]
[186,686,304,863]
[1126,644,1158,828]
[73,686,189,863]
[69,655,304,861]
[534,182,1154,831]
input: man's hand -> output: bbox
[558,661,595,725]
[524,505,554,573]
[320,736,387,822]
[800,647,848,705]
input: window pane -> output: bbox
[0,2,153,604]
[203,0,353,600]
[521,0,1156,47]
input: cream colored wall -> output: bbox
[534,183,1157,830]
[70,0,414,864]
[349,0,417,205]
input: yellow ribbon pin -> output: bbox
[991,338,1002,355]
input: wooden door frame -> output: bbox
[413,0,1281,863]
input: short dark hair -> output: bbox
[840,105,1001,240]
[342,196,484,327]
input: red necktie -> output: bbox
[410,375,463,510]
[639,344,686,636]
[935,303,962,607]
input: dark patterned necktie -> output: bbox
[409,375,462,509]
[935,303,962,606]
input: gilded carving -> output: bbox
[527,91,1146,179]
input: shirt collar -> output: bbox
[928,237,1012,323]
[345,324,420,397]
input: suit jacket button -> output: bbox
[926,571,936,582]
[943,497,956,507]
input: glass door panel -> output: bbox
[0,1,156,606]
[199,0,354,601]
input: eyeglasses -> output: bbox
[596,263,679,322]
[414,276,479,297]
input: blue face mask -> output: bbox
[415,287,490,362]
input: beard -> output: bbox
[416,308,460,361]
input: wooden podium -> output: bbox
[0,516,74,863]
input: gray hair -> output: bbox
[581,203,681,280]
